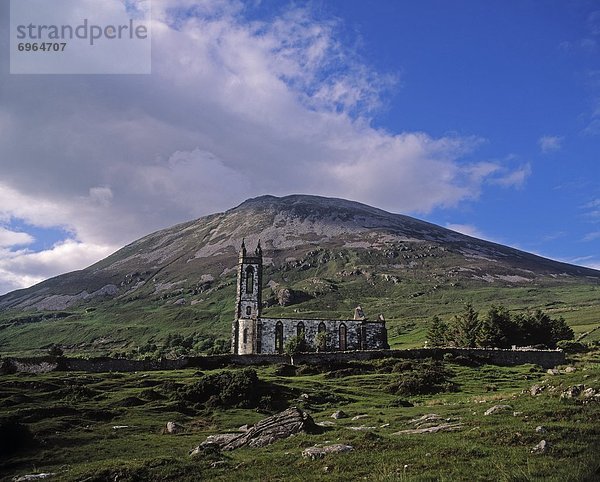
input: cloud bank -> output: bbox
[0,0,529,294]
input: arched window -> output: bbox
[356,328,363,350]
[275,321,284,354]
[243,328,248,344]
[246,305,252,317]
[339,323,347,351]
[317,322,326,351]
[256,323,262,353]
[245,266,254,294]
[297,321,305,338]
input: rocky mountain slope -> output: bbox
[1,194,598,312]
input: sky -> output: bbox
[0,0,599,295]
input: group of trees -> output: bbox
[427,304,574,349]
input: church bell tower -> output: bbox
[231,240,262,354]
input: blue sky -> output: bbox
[0,0,598,294]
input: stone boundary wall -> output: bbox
[1,347,564,374]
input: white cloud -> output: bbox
[0,0,531,294]
[0,227,34,248]
[490,163,532,188]
[0,240,116,295]
[538,135,563,153]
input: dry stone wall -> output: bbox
[1,347,565,374]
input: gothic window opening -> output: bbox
[243,328,248,344]
[256,323,262,353]
[275,321,284,354]
[339,323,347,351]
[246,306,252,317]
[317,322,326,351]
[245,266,254,294]
[356,328,363,350]
[297,321,305,338]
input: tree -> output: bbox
[314,331,328,352]
[284,334,309,355]
[477,305,512,348]
[427,315,448,347]
[550,316,574,346]
[448,304,480,348]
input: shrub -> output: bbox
[284,334,309,355]
[387,360,455,396]
[556,340,588,354]
[48,344,64,357]
[177,368,260,408]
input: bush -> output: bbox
[177,369,260,408]
[387,360,455,396]
[556,340,588,354]
[284,334,309,355]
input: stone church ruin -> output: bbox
[231,241,389,354]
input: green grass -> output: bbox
[1,351,599,481]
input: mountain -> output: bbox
[1,195,599,355]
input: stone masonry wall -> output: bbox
[1,347,565,374]
[259,317,387,353]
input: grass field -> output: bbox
[1,350,599,481]
[1,281,598,357]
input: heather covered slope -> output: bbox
[0,195,598,355]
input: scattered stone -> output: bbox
[347,425,377,431]
[331,410,348,419]
[165,421,183,434]
[302,444,354,460]
[408,414,442,426]
[238,424,252,432]
[547,368,559,376]
[198,407,318,451]
[513,411,523,417]
[189,443,221,458]
[484,405,512,416]
[535,426,547,434]
[530,384,544,396]
[323,466,331,473]
[564,366,577,373]
[201,433,239,447]
[210,461,226,469]
[581,388,597,399]
[561,385,585,399]
[112,425,130,430]
[173,298,186,305]
[316,421,336,427]
[393,423,463,435]
[531,440,550,454]
[12,475,56,481]
[380,423,390,428]
[351,414,369,421]
[300,393,310,400]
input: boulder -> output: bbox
[546,368,559,376]
[351,414,369,421]
[393,423,463,435]
[302,444,354,460]
[331,410,348,419]
[535,426,547,434]
[561,385,584,399]
[165,421,183,434]
[197,407,318,451]
[484,405,512,416]
[531,440,550,454]
[563,366,576,373]
[529,384,544,396]
[581,387,597,399]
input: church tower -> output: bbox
[231,240,263,354]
